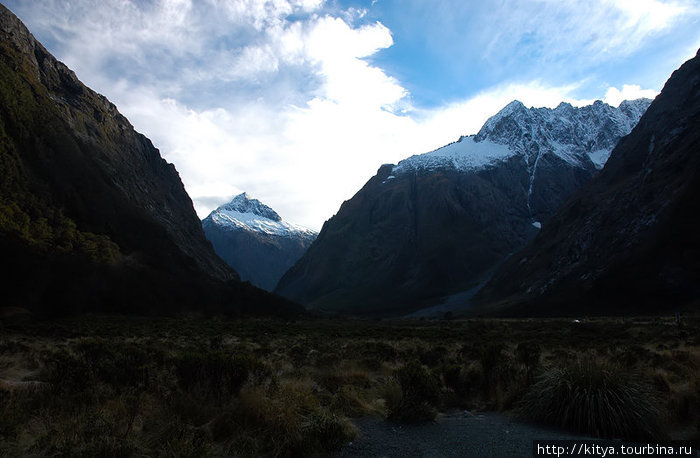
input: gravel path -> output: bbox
[334,411,592,458]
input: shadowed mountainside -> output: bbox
[0,4,300,316]
[276,99,649,315]
[474,49,700,316]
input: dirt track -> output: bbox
[334,411,594,458]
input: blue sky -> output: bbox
[5,0,700,230]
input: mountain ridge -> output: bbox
[473,49,700,316]
[275,97,650,315]
[0,3,300,316]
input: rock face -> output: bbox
[0,4,299,316]
[474,50,700,316]
[275,98,650,315]
[203,193,317,291]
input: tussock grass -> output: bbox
[519,359,665,441]
[225,381,357,457]
[386,360,440,423]
[0,315,697,455]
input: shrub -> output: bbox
[515,342,541,384]
[358,341,397,362]
[75,339,152,390]
[420,346,448,368]
[329,385,382,418]
[175,352,251,401]
[386,361,440,423]
[36,411,138,458]
[0,388,24,441]
[227,382,356,457]
[44,348,91,395]
[148,416,211,458]
[519,359,665,441]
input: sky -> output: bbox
[5,0,700,230]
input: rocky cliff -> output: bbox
[0,4,298,316]
[275,98,650,315]
[474,50,700,316]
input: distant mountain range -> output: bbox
[4,1,696,319]
[0,4,299,316]
[203,193,317,291]
[474,49,700,316]
[275,97,651,315]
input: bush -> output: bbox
[76,339,152,390]
[227,382,356,457]
[515,342,541,384]
[519,359,665,441]
[175,352,251,401]
[420,346,448,368]
[36,411,138,458]
[44,348,91,395]
[329,385,381,418]
[387,361,440,423]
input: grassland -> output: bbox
[0,313,698,457]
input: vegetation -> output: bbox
[518,359,664,440]
[0,41,121,264]
[0,315,698,456]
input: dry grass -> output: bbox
[518,358,664,440]
[0,314,697,455]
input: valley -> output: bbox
[1,2,699,457]
[1,314,698,456]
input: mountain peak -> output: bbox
[505,99,526,109]
[205,193,316,239]
[393,98,651,177]
[218,193,282,222]
[203,193,318,291]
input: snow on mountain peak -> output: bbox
[219,192,282,222]
[393,136,513,174]
[392,98,651,176]
[205,193,317,238]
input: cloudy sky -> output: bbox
[6,0,700,230]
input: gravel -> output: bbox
[333,411,593,458]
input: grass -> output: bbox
[518,358,664,440]
[0,314,697,456]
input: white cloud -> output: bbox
[6,0,682,231]
[481,0,694,64]
[604,84,658,106]
[611,0,688,33]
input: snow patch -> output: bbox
[588,149,611,169]
[393,136,514,174]
[206,193,317,238]
[532,221,541,229]
[211,209,316,237]
[392,98,650,178]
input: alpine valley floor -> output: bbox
[0,313,698,457]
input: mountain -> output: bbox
[473,50,700,316]
[0,4,300,316]
[202,193,317,291]
[275,98,650,315]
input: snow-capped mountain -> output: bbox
[397,99,649,174]
[393,99,650,223]
[475,51,700,316]
[203,193,317,291]
[275,99,651,315]
[207,192,317,239]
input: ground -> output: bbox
[0,313,698,457]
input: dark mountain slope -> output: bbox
[474,50,700,316]
[0,4,299,316]
[275,99,649,316]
